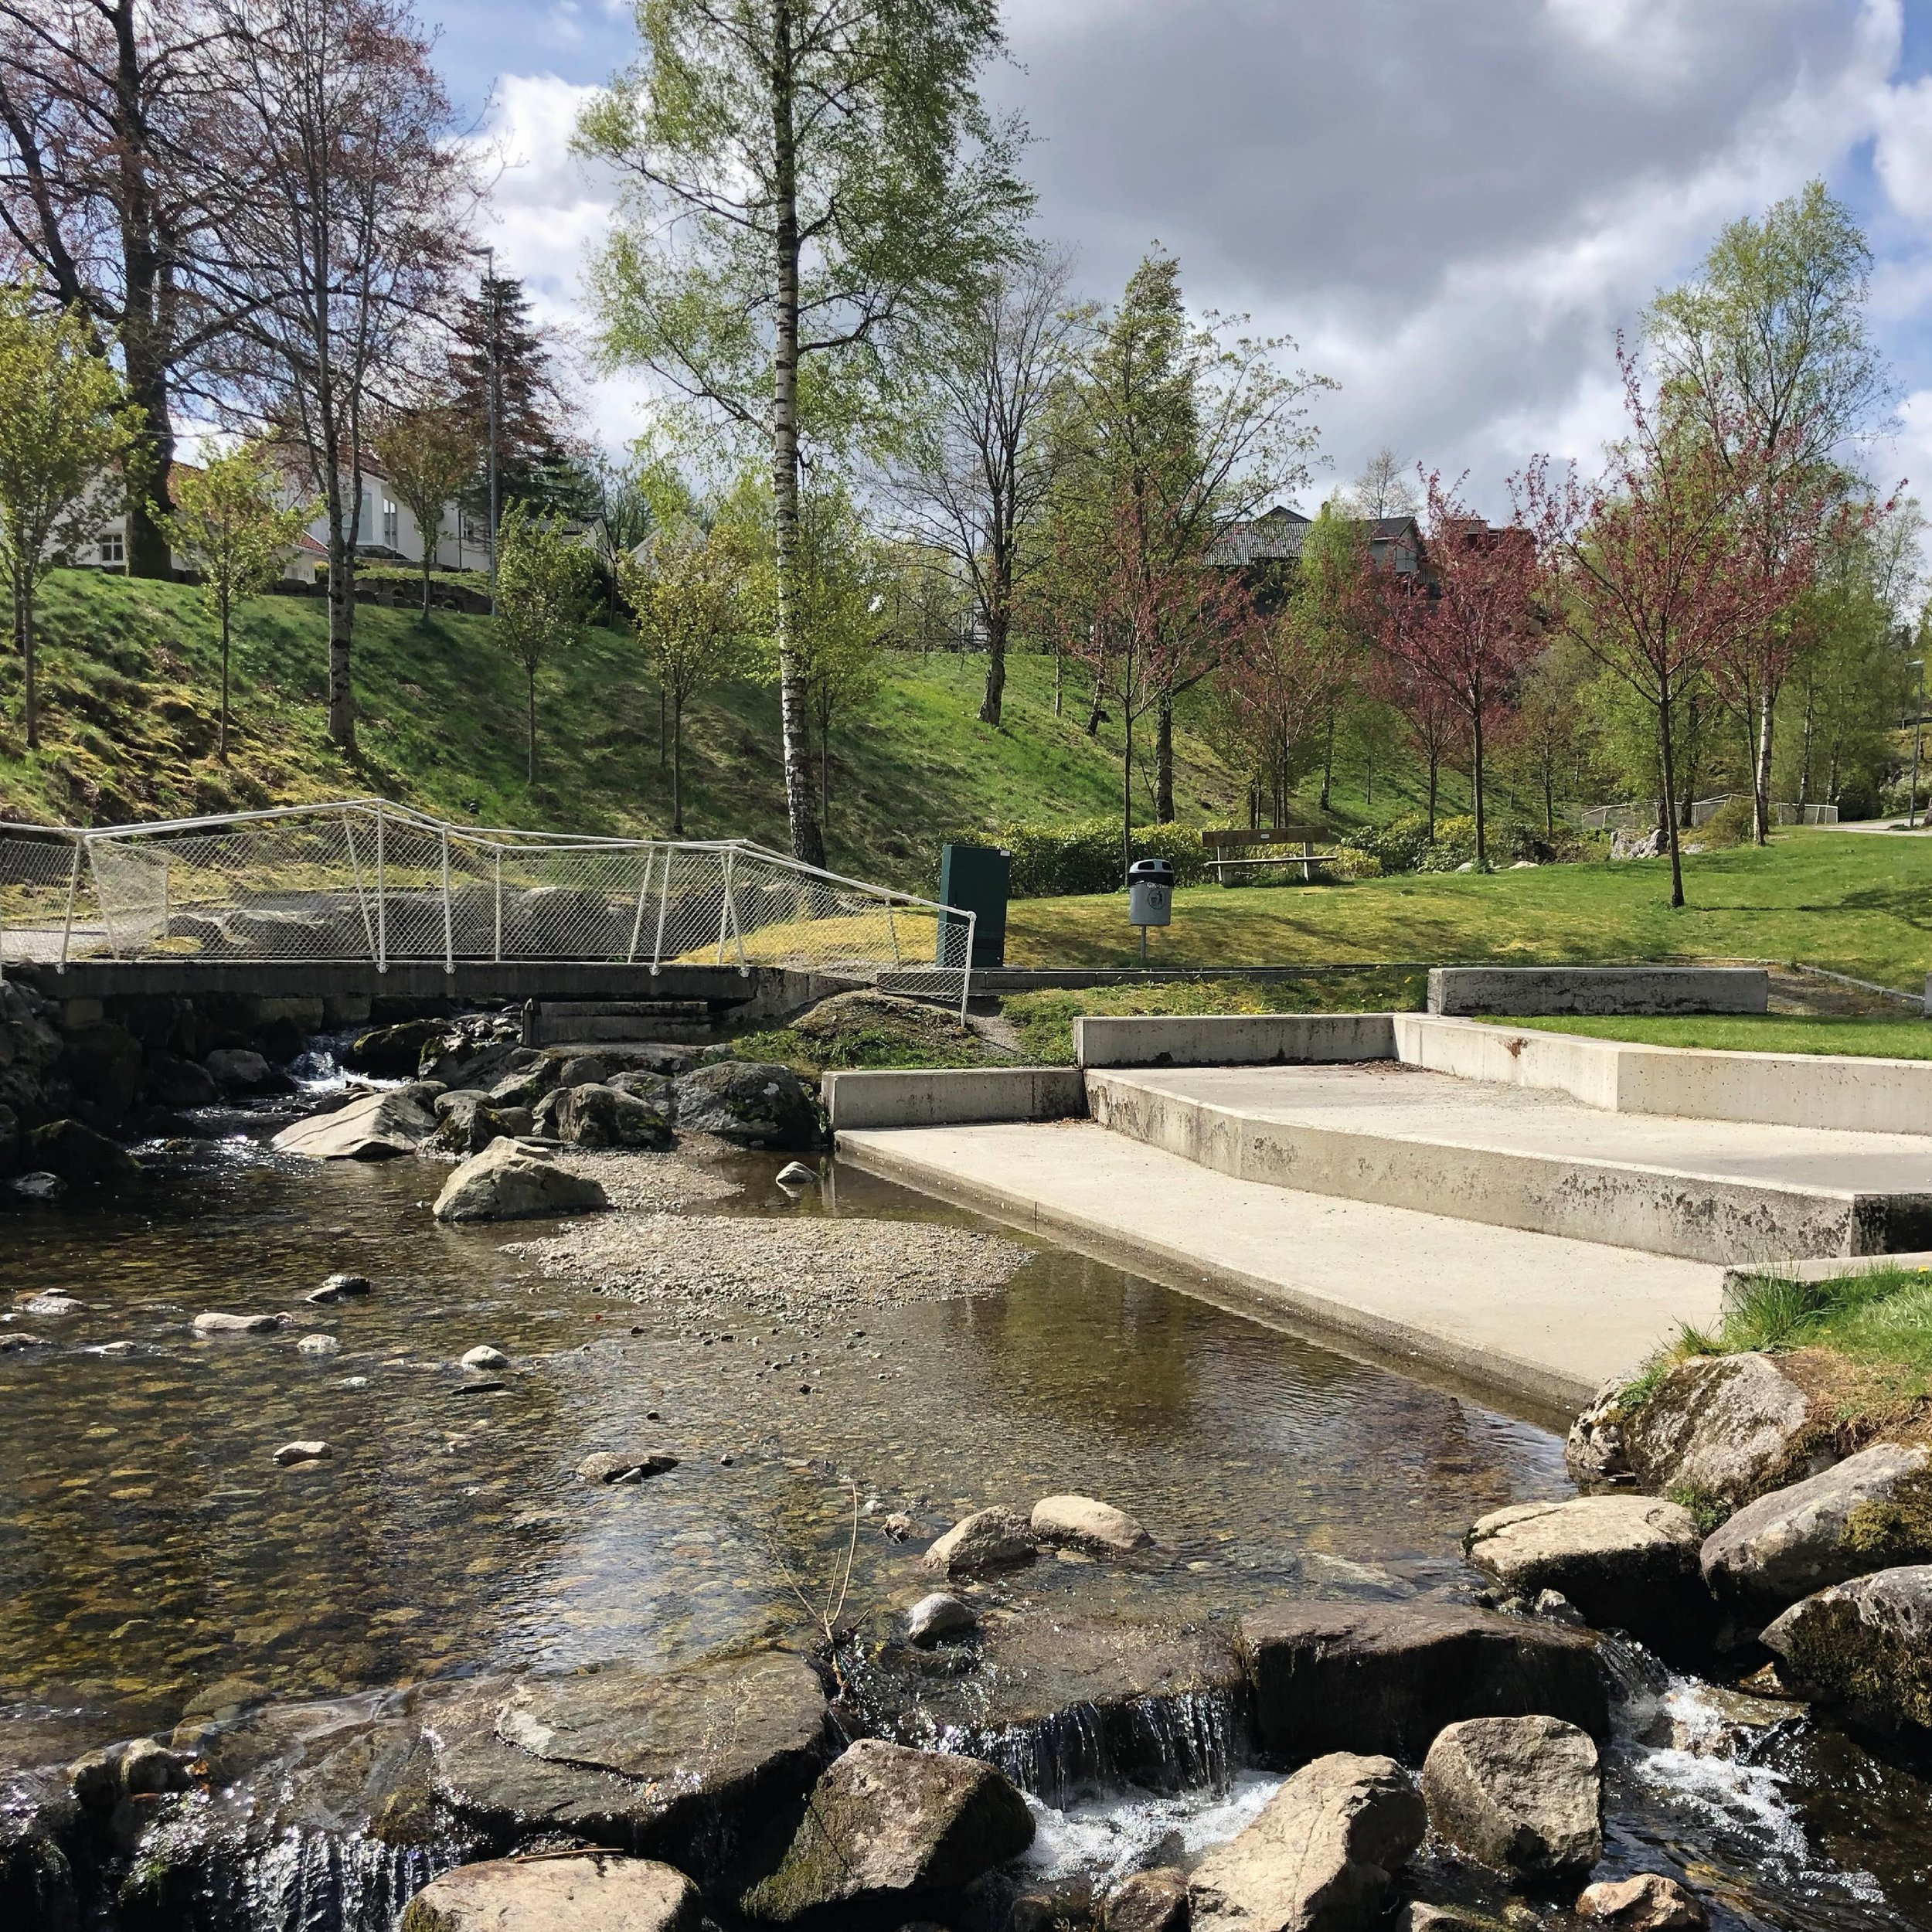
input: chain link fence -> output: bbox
[0,801,976,1015]
[1580,795,1840,833]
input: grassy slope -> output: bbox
[1507,1015,1932,1057]
[1007,828,1932,990]
[0,570,1243,888]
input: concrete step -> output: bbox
[837,1121,1727,1414]
[523,999,716,1046]
[1085,1063,1932,1266]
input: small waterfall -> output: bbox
[232,1829,454,1932]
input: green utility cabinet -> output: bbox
[936,843,1009,968]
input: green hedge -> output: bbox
[986,818,1218,897]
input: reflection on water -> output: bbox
[2,1128,1928,1930]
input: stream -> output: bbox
[2,1083,1929,1928]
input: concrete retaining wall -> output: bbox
[1074,1012,1397,1069]
[1427,965,1768,1016]
[1400,1015,1932,1138]
[822,1066,1086,1132]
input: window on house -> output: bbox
[98,532,124,566]
[383,498,398,549]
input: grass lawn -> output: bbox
[1506,1014,1932,1056]
[1005,828,1932,991]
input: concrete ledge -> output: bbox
[1400,1015,1932,1138]
[1721,1250,1932,1298]
[1074,1012,1397,1069]
[821,1066,1086,1131]
[1427,965,1767,1016]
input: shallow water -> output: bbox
[1,1112,1928,1927]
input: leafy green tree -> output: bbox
[371,401,480,616]
[0,285,135,748]
[791,485,886,832]
[158,442,313,760]
[577,0,1030,868]
[495,502,596,784]
[617,510,746,832]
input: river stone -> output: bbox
[6,1171,63,1202]
[19,1293,80,1316]
[205,1047,280,1093]
[0,1332,49,1352]
[297,1334,339,1356]
[739,1738,1034,1921]
[1699,1442,1932,1623]
[775,1160,817,1185]
[274,1440,332,1465]
[1030,1494,1153,1558]
[906,1592,978,1647]
[345,1019,448,1078]
[144,1053,219,1109]
[577,1451,679,1484]
[489,1064,558,1111]
[428,1649,828,1876]
[427,1093,521,1158]
[1575,1873,1708,1927]
[1566,1353,1819,1505]
[400,1854,701,1932]
[1761,1563,1932,1734]
[1105,1867,1189,1932]
[1420,1716,1601,1880]
[274,1085,440,1160]
[1397,1908,1488,1930]
[433,1138,610,1223]
[461,1345,511,1371]
[923,1506,1036,1577]
[326,1273,372,1297]
[1189,1751,1426,1932]
[24,1119,140,1187]
[1465,1496,1706,1653]
[1240,1600,1607,1766]
[193,1311,291,1335]
[558,1082,675,1151]
[674,1060,822,1150]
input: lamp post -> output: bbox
[464,243,501,615]
[1910,658,1925,831]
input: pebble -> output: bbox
[273,1441,332,1466]
[341,1376,369,1388]
[298,1334,341,1357]
[461,1345,510,1371]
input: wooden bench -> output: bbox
[1202,827,1338,884]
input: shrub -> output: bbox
[1697,795,1759,848]
[1337,812,1435,874]
[990,818,1213,898]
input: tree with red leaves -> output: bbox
[1363,471,1539,868]
[1520,345,1828,908]
[1371,650,1467,838]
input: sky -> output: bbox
[424,0,1932,530]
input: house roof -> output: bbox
[1209,505,1423,567]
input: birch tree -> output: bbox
[577,0,1029,867]
[495,502,594,784]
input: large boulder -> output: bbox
[427,1649,829,1880]
[674,1060,821,1150]
[923,1507,1036,1578]
[1566,1353,1822,1507]
[1189,1752,1426,1932]
[1575,1874,1709,1927]
[205,1046,290,1094]
[426,1092,528,1158]
[432,1138,609,1223]
[0,1101,17,1177]
[23,1118,140,1187]
[1700,1442,1932,1624]
[1239,1600,1607,1767]
[142,1054,219,1109]
[556,1083,674,1151]
[59,1020,144,1121]
[400,1854,700,1932]
[1761,1565,1932,1736]
[345,1018,449,1077]
[739,1739,1033,1921]
[1031,1494,1153,1558]
[1419,1715,1601,1881]
[1104,1868,1190,1932]
[274,1084,440,1160]
[1464,1497,1707,1654]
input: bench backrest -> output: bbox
[1201,826,1328,849]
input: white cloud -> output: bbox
[1876,72,1932,226]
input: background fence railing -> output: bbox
[1580,795,1841,833]
[0,801,977,1015]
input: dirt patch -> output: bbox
[508,1212,1032,1325]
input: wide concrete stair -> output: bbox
[1083,1062,1932,1267]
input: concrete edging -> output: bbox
[821,1065,1085,1131]
[1074,1012,1397,1069]
[1427,964,1768,1016]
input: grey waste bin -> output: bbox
[1127,857,1174,927]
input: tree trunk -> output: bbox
[1798,673,1816,808]
[1471,704,1487,868]
[1753,685,1776,845]
[1052,639,1062,718]
[1658,683,1685,910]
[1121,702,1133,882]
[526,668,536,785]
[1425,750,1438,839]
[1085,637,1104,736]
[978,595,1007,726]
[820,705,832,830]
[1154,692,1174,822]
[219,590,231,761]
[658,683,667,766]
[122,356,175,580]
[18,576,36,751]
[420,548,432,618]
[671,690,684,832]
[1318,713,1334,812]
[768,2,825,869]
[1365,747,1373,809]
[325,457,356,750]
[1543,759,1553,837]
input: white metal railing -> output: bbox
[0,800,977,1016]
[1580,795,1841,832]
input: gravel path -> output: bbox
[508,1212,1032,1324]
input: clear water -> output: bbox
[1,1114,1927,1928]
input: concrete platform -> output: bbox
[821,1066,1085,1131]
[1085,1063,1932,1265]
[838,1121,1726,1414]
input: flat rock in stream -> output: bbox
[1240,1600,1607,1766]
[427,1648,828,1879]
[1030,1494,1153,1558]
[401,1854,702,1932]
[433,1138,610,1223]
[274,1086,440,1161]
